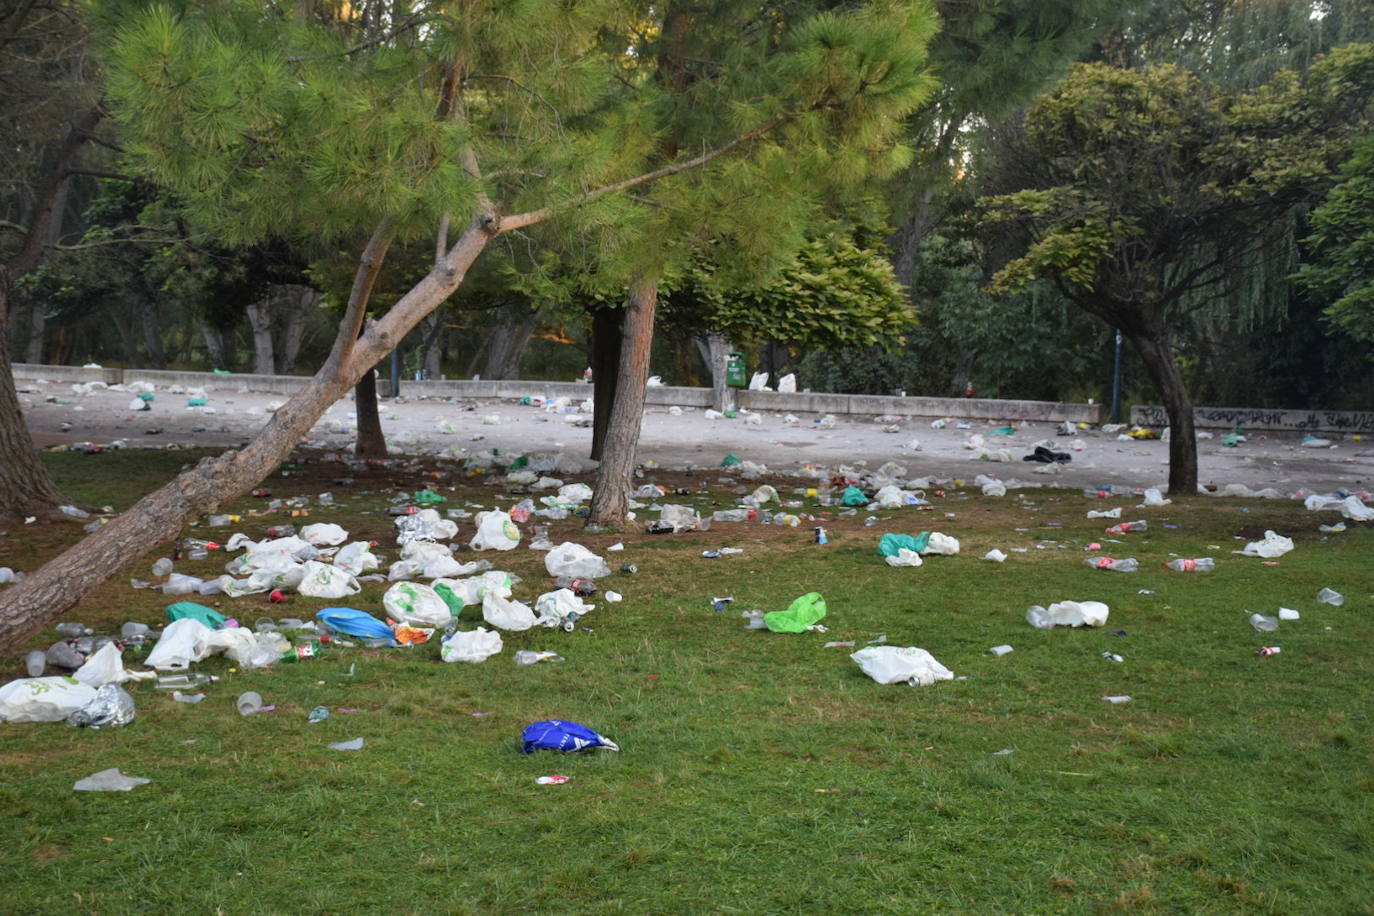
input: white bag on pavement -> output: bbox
[850,646,954,686]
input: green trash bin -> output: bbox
[726,352,746,388]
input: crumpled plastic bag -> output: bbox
[471,510,521,551]
[535,588,593,628]
[840,485,868,507]
[67,683,136,729]
[383,581,453,628]
[850,646,953,686]
[73,642,146,687]
[1237,530,1294,559]
[878,532,931,557]
[748,485,779,505]
[558,483,593,503]
[241,536,316,570]
[482,592,539,631]
[73,768,151,791]
[924,533,960,556]
[1142,487,1171,507]
[1030,600,1110,628]
[748,371,770,391]
[300,522,348,546]
[545,542,611,579]
[885,548,923,567]
[521,719,620,753]
[434,571,514,611]
[146,618,215,670]
[777,373,797,393]
[1306,493,1374,520]
[440,626,503,663]
[297,560,361,598]
[0,676,98,722]
[316,607,396,646]
[334,541,379,575]
[657,504,700,532]
[873,485,909,509]
[764,592,827,633]
[981,481,1007,497]
[395,508,458,544]
[166,600,226,628]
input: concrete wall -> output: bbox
[1132,404,1374,434]
[13,363,1099,422]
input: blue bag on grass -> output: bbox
[521,720,620,754]
[316,608,396,647]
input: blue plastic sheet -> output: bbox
[521,720,620,754]
[316,607,396,646]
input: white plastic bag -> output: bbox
[394,508,459,544]
[146,618,215,670]
[874,485,907,509]
[924,533,961,556]
[557,483,593,503]
[482,592,539,631]
[544,542,612,579]
[297,560,361,598]
[300,523,348,546]
[384,581,453,628]
[0,676,99,723]
[73,642,146,687]
[1142,487,1171,507]
[658,504,700,532]
[441,627,504,663]
[777,373,797,393]
[884,549,923,568]
[981,481,1007,497]
[850,646,954,686]
[334,542,379,576]
[1046,600,1110,627]
[535,588,594,628]
[748,371,770,391]
[470,510,521,551]
[1237,530,1294,559]
[748,485,778,505]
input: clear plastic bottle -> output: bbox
[514,650,564,666]
[1164,557,1214,571]
[151,557,174,577]
[712,509,749,522]
[1107,520,1148,534]
[24,650,45,677]
[1086,557,1138,572]
[155,672,219,689]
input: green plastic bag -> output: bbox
[840,485,868,507]
[721,454,741,467]
[187,397,207,407]
[990,425,1015,435]
[413,489,446,505]
[509,455,529,471]
[433,583,465,616]
[764,592,827,633]
[877,532,931,557]
[166,601,226,628]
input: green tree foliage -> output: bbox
[1299,134,1374,345]
[979,47,1374,492]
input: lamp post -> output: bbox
[1110,328,1123,425]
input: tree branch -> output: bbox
[286,13,436,63]
[499,119,786,233]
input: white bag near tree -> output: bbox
[482,592,539,631]
[297,560,361,599]
[558,483,594,503]
[440,627,504,663]
[0,676,99,723]
[146,618,215,670]
[777,373,797,393]
[748,371,770,391]
[850,647,954,686]
[544,542,611,579]
[384,581,453,628]
[470,510,521,551]
[300,523,348,546]
[658,504,700,532]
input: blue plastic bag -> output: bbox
[316,608,396,647]
[521,720,620,754]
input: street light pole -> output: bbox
[1110,328,1123,425]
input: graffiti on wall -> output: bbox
[1132,405,1374,433]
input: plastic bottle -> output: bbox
[1106,520,1148,534]
[152,557,174,577]
[1164,557,1214,571]
[280,642,323,662]
[55,622,90,637]
[24,650,45,677]
[266,524,296,538]
[711,509,749,522]
[155,672,219,689]
[514,650,565,666]
[1085,557,1138,572]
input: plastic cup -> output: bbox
[237,692,264,716]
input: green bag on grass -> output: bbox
[764,592,827,633]
[877,532,931,557]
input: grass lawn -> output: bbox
[1,447,1371,913]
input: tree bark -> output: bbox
[276,286,316,375]
[0,279,66,520]
[587,279,657,527]
[482,302,540,380]
[140,299,166,369]
[589,305,624,460]
[1124,327,1198,495]
[0,216,514,649]
[200,320,230,370]
[245,298,275,375]
[696,330,734,412]
[420,311,443,379]
[353,367,387,458]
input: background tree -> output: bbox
[1298,134,1374,346]
[979,47,1374,493]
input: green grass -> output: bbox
[1,451,1372,913]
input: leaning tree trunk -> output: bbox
[0,279,67,520]
[354,368,387,459]
[587,279,657,527]
[589,305,624,461]
[1125,326,1198,495]
[0,216,506,649]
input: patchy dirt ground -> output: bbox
[17,377,1374,494]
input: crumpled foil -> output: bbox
[66,684,136,729]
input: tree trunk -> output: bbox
[420,311,443,379]
[889,186,937,288]
[589,305,624,461]
[481,302,539,380]
[276,286,316,375]
[24,299,46,365]
[0,278,67,520]
[1124,327,1198,495]
[354,368,387,458]
[587,279,657,527]
[200,320,230,370]
[141,299,166,369]
[695,330,734,412]
[0,216,512,649]
[245,298,275,375]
